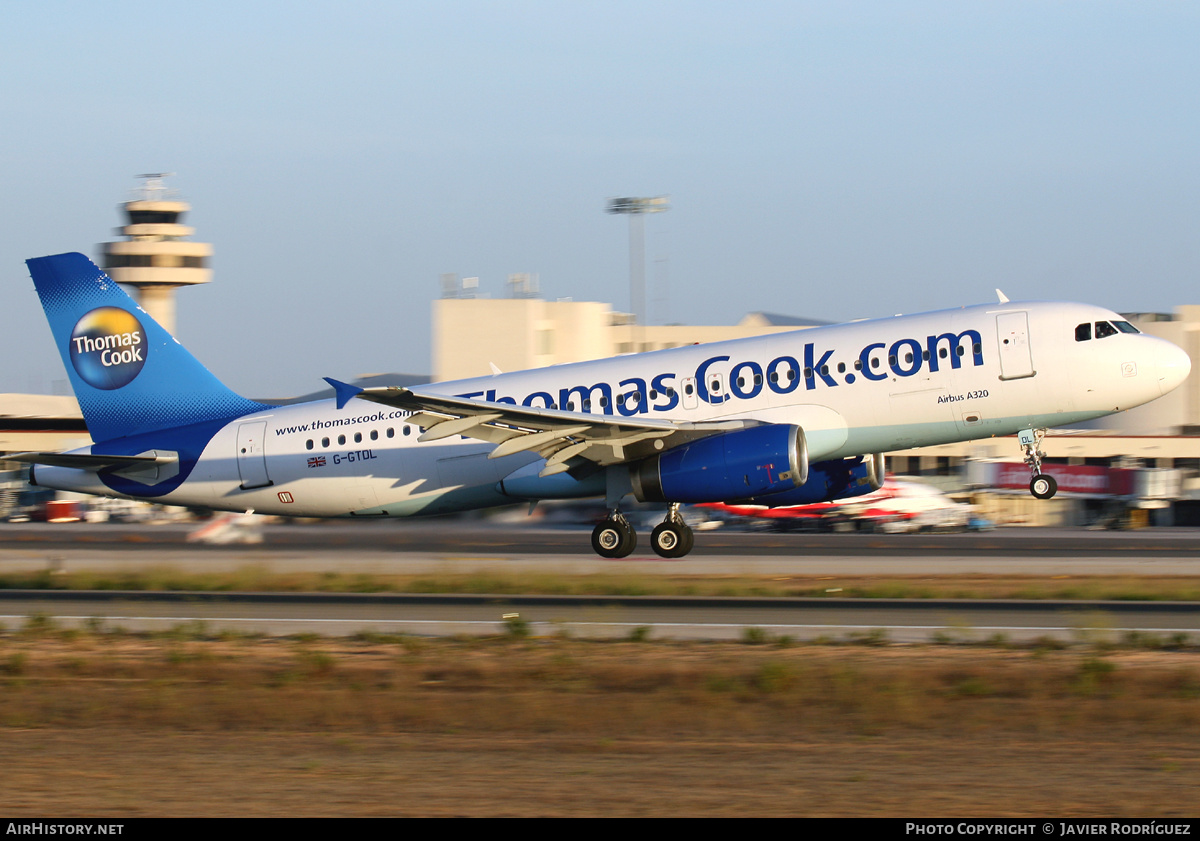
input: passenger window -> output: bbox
[306,440,313,450]
[1076,323,1091,342]
[354,432,362,443]
[403,427,411,436]
[386,428,394,438]
[338,434,346,445]
[321,437,330,448]
[1095,321,1118,339]
[370,430,378,440]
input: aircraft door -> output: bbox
[996,312,1035,380]
[680,377,699,410]
[236,421,272,489]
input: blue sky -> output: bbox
[2,1,1198,398]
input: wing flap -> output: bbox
[416,412,504,442]
[488,425,593,459]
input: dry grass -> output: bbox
[4,568,1200,601]
[3,630,1200,815]
[4,627,1199,736]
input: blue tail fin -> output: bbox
[26,252,267,442]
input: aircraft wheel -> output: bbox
[1030,474,1058,500]
[592,519,636,558]
[651,522,683,558]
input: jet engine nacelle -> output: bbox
[732,453,885,507]
[631,424,809,504]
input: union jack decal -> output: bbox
[307,456,326,468]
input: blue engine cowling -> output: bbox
[631,424,809,503]
[732,453,885,507]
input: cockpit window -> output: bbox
[1075,323,1091,342]
[1094,321,1118,339]
[1114,321,1140,334]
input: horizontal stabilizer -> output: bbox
[8,451,177,471]
[323,377,364,410]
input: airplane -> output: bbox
[12,252,1192,558]
[699,476,975,533]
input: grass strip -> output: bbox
[3,568,1200,601]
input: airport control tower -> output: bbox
[98,174,212,335]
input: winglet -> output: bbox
[323,377,363,410]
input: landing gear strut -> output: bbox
[1019,427,1058,500]
[650,503,694,559]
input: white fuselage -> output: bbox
[36,300,1191,516]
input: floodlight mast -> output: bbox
[606,196,669,352]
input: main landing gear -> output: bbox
[1019,427,1058,500]
[592,512,637,558]
[591,503,695,559]
[650,504,694,559]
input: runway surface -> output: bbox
[3,521,1200,575]
[0,588,1197,643]
[2,521,1199,641]
[8,519,1200,554]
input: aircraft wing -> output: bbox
[325,378,756,476]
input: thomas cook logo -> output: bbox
[69,307,147,390]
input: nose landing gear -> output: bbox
[1019,427,1058,500]
[1030,473,1058,500]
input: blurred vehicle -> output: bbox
[187,511,264,544]
[700,477,973,533]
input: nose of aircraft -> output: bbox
[1156,340,1191,396]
